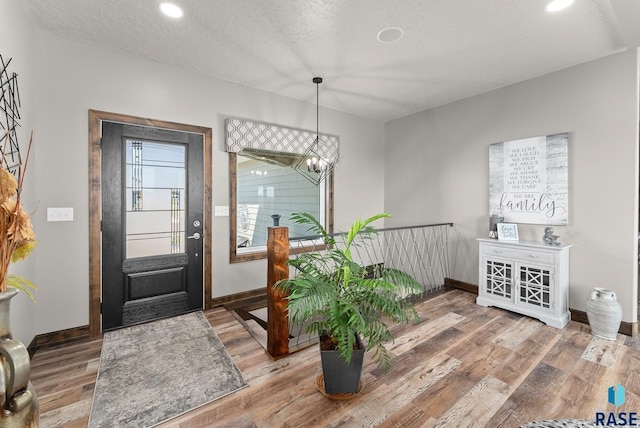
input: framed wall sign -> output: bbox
[489,133,568,225]
[497,223,519,240]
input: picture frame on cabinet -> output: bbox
[497,223,519,241]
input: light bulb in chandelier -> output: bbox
[306,156,329,173]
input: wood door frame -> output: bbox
[89,110,212,337]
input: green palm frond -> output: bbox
[290,212,335,245]
[274,212,422,371]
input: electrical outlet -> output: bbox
[214,206,229,217]
[47,207,74,222]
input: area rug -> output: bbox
[88,311,247,427]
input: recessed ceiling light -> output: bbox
[159,2,183,18]
[546,0,574,12]
[377,27,404,44]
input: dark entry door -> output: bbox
[101,122,204,331]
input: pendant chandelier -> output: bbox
[294,77,338,186]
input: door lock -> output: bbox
[187,232,201,240]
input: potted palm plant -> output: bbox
[275,212,422,395]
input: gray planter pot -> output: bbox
[320,334,365,394]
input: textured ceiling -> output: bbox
[20,0,640,122]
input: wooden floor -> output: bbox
[30,289,640,427]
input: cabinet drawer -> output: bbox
[482,246,554,264]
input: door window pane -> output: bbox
[125,140,186,258]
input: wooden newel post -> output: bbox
[267,226,289,358]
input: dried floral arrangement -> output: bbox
[0,130,36,298]
[0,53,37,298]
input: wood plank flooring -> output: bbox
[30,290,640,427]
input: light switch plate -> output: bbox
[47,207,74,222]
[214,206,229,217]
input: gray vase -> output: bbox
[585,287,623,341]
[0,288,39,427]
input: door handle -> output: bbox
[187,232,201,240]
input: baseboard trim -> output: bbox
[27,325,92,357]
[27,291,268,356]
[444,277,478,294]
[443,277,638,337]
[29,282,637,356]
[570,308,638,337]
[211,288,266,308]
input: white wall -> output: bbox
[12,2,636,339]
[386,49,640,323]
[1,0,37,345]
[30,31,386,336]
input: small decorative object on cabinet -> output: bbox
[585,288,622,340]
[497,223,519,241]
[489,215,504,239]
[477,238,571,328]
[543,227,561,246]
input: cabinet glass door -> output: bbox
[518,265,552,309]
[484,259,513,300]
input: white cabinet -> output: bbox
[476,238,571,329]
